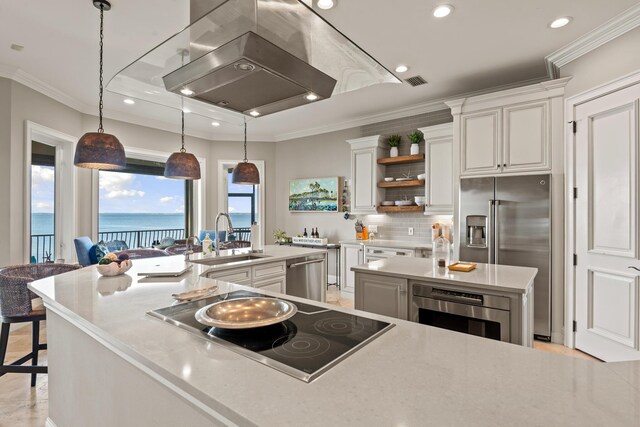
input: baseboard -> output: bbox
[45,417,57,427]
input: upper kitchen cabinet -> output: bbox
[347,135,385,214]
[419,123,454,215]
[446,78,570,177]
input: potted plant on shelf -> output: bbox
[387,134,402,157]
[407,129,424,155]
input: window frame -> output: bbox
[23,121,77,264]
[217,160,265,243]
[92,146,205,243]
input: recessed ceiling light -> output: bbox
[306,93,319,101]
[317,0,334,10]
[211,121,221,127]
[249,110,260,117]
[10,44,24,52]
[433,4,453,18]
[395,65,409,73]
[183,108,191,114]
[180,88,194,96]
[123,99,135,105]
[549,16,572,29]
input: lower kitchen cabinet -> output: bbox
[341,243,363,293]
[354,273,408,320]
[253,276,286,293]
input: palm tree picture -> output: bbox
[289,177,340,212]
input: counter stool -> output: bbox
[0,263,81,386]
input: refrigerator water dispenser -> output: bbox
[466,216,487,248]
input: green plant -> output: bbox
[407,129,424,145]
[387,134,402,147]
[273,229,288,241]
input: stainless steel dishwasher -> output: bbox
[286,255,326,302]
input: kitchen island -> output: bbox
[29,254,640,427]
[352,257,536,346]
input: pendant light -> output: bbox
[232,121,260,185]
[74,0,126,170]
[164,97,201,180]
[164,50,201,180]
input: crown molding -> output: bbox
[0,63,91,113]
[545,3,640,78]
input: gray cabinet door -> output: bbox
[355,273,408,320]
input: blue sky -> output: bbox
[98,171,185,213]
[31,165,55,213]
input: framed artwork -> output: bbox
[289,177,340,212]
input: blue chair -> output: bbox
[74,236,94,267]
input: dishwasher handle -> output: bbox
[288,259,325,269]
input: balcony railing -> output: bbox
[98,228,185,250]
[30,227,253,264]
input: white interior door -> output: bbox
[575,83,640,362]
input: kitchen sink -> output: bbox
[190,254,271,266]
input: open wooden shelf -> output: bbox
[377,205,425,213]
[378,179,425,188]
[377,154,425,165]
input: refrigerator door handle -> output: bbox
[487,200,494,264]
[494,200,501,264]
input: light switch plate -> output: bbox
[408,227,414,236]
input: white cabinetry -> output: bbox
[447,80,566,177]
[205,261,287,293]
[341,243,363,293]
[420,123,454,215]
[346,136,385,214]
[354,273,408,320]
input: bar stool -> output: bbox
[0,263,81,386]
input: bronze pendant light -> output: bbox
[232,121,260,185]
[74,0,126,170]
[164,97,201,180]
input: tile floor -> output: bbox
[0,291,598,426]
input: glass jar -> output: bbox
[432,230,451,269]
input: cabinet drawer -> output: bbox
[252,261,286,280]
[365,247,415,257]
[253,276,286,294]
[206,268,251,283]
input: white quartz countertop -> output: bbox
[339,239,432,250]
[29,256,640,426]
[188,244,326,276]
[352,256,536,294]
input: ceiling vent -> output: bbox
[404,75,428,87]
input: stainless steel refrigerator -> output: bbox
[459,174,551,339]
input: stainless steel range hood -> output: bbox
[162,31,336,116]
[107,0,399,124]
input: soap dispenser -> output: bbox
[202,233,213,256]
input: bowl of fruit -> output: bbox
[96,253,132,277]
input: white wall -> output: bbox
[561,26,640,96]
[0,79,12,265]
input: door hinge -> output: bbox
[573,320,577,332]
[573,254,578,266]
[570,120,577,133]
[573,187,578,199]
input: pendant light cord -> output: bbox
[98,3,105,133]
[180,98,186,152]
[243,120,248,162]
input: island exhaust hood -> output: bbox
[162,31,337,116]
[107,0,400,123]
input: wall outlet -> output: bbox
[408,227,414,236]
[368,225,378,233]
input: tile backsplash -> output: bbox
[364,213,453,243]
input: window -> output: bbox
[30,142,56,263]
[98,158,187,248]
[227,168,258,230]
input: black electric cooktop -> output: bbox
[148,291,394,382]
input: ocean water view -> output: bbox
[31,212,254,235]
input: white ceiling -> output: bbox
[0,0,638,141]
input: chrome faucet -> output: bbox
[215,213,234,256]
[184,235,198,261]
